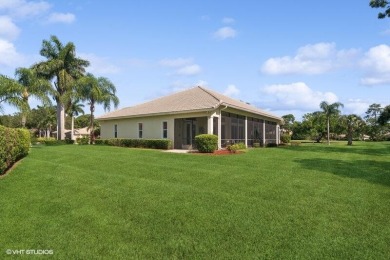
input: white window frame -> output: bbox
[162,121,168,139]
[138,122,143,139]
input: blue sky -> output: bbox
[1,0,390,120]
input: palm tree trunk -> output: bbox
[347,131,353,145]
[71,115,74,141]
[21,114,27,128]
[56,101,65,140]
[327,117,330,145]
[90,103,95,144]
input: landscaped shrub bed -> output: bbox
[35,137,75,145]
[195,134,218,153]
[0,125,30,174]
[95,138,172,150]
[227,142,246,153]
[76,137,89,145]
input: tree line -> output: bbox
[0,35,119,143]
[282,102,390,145]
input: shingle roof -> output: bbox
[97,86,282,121]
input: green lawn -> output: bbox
[1,142,390,259]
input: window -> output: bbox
[114,124,118,138]
[138,123,143,138]
[162,121,168,138]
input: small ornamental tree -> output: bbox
[195,134,218,153]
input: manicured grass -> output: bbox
[1,142,390,259]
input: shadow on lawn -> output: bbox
[295,158,390,187]
[286,143,390,157]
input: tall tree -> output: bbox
[365,103,384,140]
[370,0,390,18]
[34,35,89,140]
[77,73,119,143]
[66,98,84,140]
[15,67,51,127]
[319,101,344,145]
[378,105,390,125]
[0,75,26,114]
[281,114,295,133]
[342,114,364,146]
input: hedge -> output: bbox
[95,138,172,150]
[0,125,30,175]
[36,137,74,145]
[195,134,218,153]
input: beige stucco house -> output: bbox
[97,86,283,149]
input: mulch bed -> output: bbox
[190,149,244,156]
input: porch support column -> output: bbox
[244,116,248,147]
[218,112,222,149]
[262,120,266,146]
[276,124,280,145]
[207,116,213,134]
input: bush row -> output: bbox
[0,125,30,175]
[95,138,172,150]
[36,137,75,145]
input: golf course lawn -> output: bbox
[1,142,389,259]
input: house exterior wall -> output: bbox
[100,115,175,140]
[99,111,213,146]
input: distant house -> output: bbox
[54,127,90,140]
[97,86,283,149]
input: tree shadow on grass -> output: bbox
[285,143,390,157]
[295,158,390,187]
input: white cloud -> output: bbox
[343,99,371,116]
[360,44,390,85]
[195,80,208,87]
[0,16,20,40]
[260,82,339,111]
[47,12,75,24]
[0,38,25,67]
[160,57,201,76]
[213,26,237,40]
[223,84,240,97]
[80,53,120,74]
[175,64,201,76]
[0,0,51,18]
[159,57,193,67]
[261,42,359,75]
[222,17,235,24]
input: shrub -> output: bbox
[0,126,31,175]
[280,134,291,144]
[195,134,218,153]
[36,137,72,146]
[65,138,75,144]
[94,139,108,145]
[227,142,246,153]
[266,143,278,147]
[95,138,172,150]
[36,137,55,143]
[76,136,90,145]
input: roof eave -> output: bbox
[96,107,215,121]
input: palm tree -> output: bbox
[77,73,119,144]
[0,75,27,114]
[33,35,89,140]
[15,67,51,127]
[319,101,344,145]
[342,114,363,145]
[66,98,84,141]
